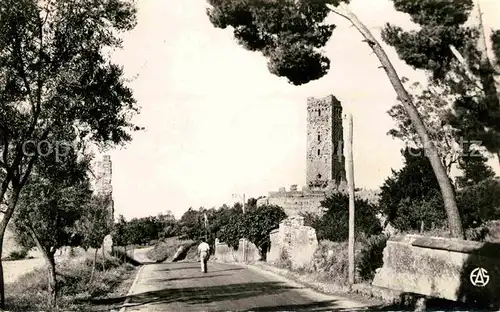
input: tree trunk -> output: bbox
[329,3,464,239]
[26,225,57,307]
[0,185,21,308]
[0,238,5,309]
[46,253,57,307]
[102,245,106,271]
[89,248,98,284]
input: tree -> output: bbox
[456,147,495,188]
[12,152,92,307]
[215,203,285,258]
[243,204,286,258]
[157,211,178,239]
[387,80,462,174]
[456,177,500,229]
[379,148,447,232]
[303,192,382,242]
[206,0,465,238]
[0,0,139,306]
[381,0,500,164]
[76,194,113,283]
[178,207,204,240]
[113,214,129,261]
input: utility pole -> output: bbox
[242,193,246,262]
[346,113,355,286]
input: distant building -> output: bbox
[306,94,346,189]
[257,94,347,216]
[92,154,114,221]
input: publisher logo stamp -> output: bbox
[470,267,489,287]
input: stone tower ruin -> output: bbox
[306,94,346,189]
[94,154,114,221]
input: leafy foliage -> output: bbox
[381,0,475,80]
[76,195,113,250]
[0,0,139,304]
[13,152,92,253]
[242,204,287,254]
[356,233,389,282]
[383,0,500,158]
[379,148,448,232]
[303,192,382,242]
[387,80,462,173]
[206,0,343,85]
[457,178,500,229]
[455,147,495,188]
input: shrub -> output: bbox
[356,234,389,282]
[457,178,500,229]
[5,253,135,311]
[306,192,382,242]
[312,241,350,285]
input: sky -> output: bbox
[109,0,500,220]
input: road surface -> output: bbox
[121,261,376,311]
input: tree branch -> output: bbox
[12,37,36,113]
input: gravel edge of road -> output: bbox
[119,264,146,312]
[215,260,385,308]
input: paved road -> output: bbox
[121,261,375,311]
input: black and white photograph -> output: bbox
[0,0,499,311]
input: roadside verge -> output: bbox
[119,265,145,312]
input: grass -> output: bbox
[5,251,138,311]
[146,236,196,262]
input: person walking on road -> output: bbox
[197,239,210,273]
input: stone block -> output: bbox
[372,234,500,307]
[267,217,318,269]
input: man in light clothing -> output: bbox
[197,239,210,273]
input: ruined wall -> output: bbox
[267,215,318,269]
[257,193,325,216]
[213,238,260,263]
[94,155,114,253]
[373,234,500,307]
[306,95,345,188]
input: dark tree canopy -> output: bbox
[303,191,382,242]
[206,0,345,85]
[379,148,447,231]
[456,147,495,188]
[382,0,500,157]
[381,0,475,80]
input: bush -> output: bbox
[356,234,389,282]
[305,192,382,242]
[457,178,500,229]
[308,240,351,285]
[5,253,135,311]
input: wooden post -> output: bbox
[347,113,355,286]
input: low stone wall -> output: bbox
[267,216,318,269]
[214,238,260,263]
[372,234,500,307]
[257,195,325,217]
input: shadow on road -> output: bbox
[212,267,244,273]
[149,274,231,283]
[238,299,361,311]
[159,265,201,271]
[87,281,304,308]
